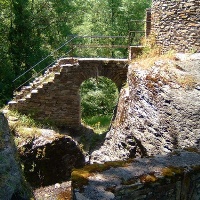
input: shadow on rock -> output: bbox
[18,129,85,188]
[59,124,108,161]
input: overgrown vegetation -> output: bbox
[83,115,112,134]
[131,35,197,90]
[133,34,175,68]
[81,77,118,133]
[0,0,151,107]
[2,109,57,146]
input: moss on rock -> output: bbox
[72,160,131,189]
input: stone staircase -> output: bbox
[8,57,127,127]
[9,58,78,110]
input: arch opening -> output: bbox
[80,76,119,133]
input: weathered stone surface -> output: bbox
[17,129,85,187]
[151,0,200,53]
[0,113,31,200]
[90,54,200,163]
[33,181,71,200]
[72,151,200,200]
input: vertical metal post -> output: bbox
[70,35,74,58]
[146,8,151,37]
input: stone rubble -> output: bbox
[17,129,85,187]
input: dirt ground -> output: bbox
[33,181,72,200]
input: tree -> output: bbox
[81,77,119,117]
[71,0,151,58]
[0,0,14,106]
[9,0,34,76]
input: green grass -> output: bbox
[82,114,112,134]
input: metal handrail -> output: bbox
[78,35,128,38]
[73,44,129,48]
[14,50,73,92]
[13,32,145,90]
[13,35,79,83]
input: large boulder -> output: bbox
[0,113,31,200]
[17,129,85,187]
[91,53,200,163]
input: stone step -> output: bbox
[8,100,17,105]
[18,65,69,105]
[37,85,43,89]
[54,72,61,79]
[26,94,31,99]
[8,101,17,109]
[8,58,67,111]
[18,98,26,102]
[15,71,57,101]
[31,89,38,94]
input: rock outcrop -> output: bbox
[91,53,200,164]
[73,150,200,200]
[17,129,85,187]
[0,113,31,200]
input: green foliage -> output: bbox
[72,0,151,57]
[9,0,35,76]
[6,110,57,131]
[83,115,112,134]
[83,115,112,129]
[0,0,151,107]
[6,110,41,129]
[81,77,118,118]
[81,77,118,133]
[0,0,13,107]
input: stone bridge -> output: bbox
[9,58,128,127]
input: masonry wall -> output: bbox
[151,0,200,53]
[72,151,200,200]
[9,58,128,127]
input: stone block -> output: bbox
[72,151,200,200]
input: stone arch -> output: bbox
[66,59,128,127]
[74,58,128,90]
[9,58,128,128]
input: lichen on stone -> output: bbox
[161,166,184,177]
[71,160,131,189]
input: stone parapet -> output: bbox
[72,150,200,200]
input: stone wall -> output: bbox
[151,0,200,53]
[9,58,128,127]
[72,151,200,200]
